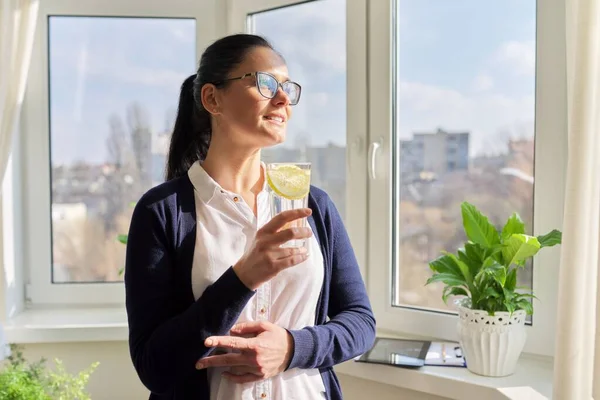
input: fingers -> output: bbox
[231,321,272,335]
[228,365,261,376]
[271,246,308,260]
[265,227,313,247]
[196,353,249,369]
[205,336,254,350]
[222,372,263,384]
[260,208,312,234]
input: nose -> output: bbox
[272,86,290,106]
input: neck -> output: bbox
[202,138,264,196]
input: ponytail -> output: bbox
[165,74,211,181]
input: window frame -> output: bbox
[367,0,567,357]
[21,0,220,306]
[226,0,370,280]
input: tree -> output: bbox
[103,114,130,234]
[127,103,152,190]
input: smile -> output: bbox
[264,115,285,124]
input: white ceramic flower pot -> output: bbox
[457,303,527,377]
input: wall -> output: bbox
[20,342,449,400]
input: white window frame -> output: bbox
[367,0,567,357]
[21,0,220,306]
[226,0,370,280]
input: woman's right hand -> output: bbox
[233,208,313,290]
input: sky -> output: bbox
[48,0,536,165]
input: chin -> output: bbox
[261,129,286,147]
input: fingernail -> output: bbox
[196,362,204,370]
[205,339,213,346]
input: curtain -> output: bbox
[0,0,39,359]
[553,0,600,398]
[0,0,38,187]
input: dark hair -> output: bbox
[165,34,277,181]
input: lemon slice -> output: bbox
[266,165,311,200]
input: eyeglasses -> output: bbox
[214,71,302,105]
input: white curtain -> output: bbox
[0,0,39,188]
[553,0,600,398]
[0,0,39,360]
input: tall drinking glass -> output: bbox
[266,162,311,249]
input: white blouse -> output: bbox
[188,161,326,400]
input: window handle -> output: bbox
[369,138,382,180]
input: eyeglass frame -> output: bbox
[212,71,302,105]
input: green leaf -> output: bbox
[117,234,128,245]
[481,285,502,299]
[504,300,516,314]
[425,273,467,288]
[458,247,482,280]
[429,254,462,278]
[488,245,506,264]
[461,202,500,248]
[474,257,500,284]
[505,268,517,291]
[514,291,538,301]
[465,242,486,263]
[444,252,473,287]
[502,234,540,267]
[490,264,507,287]
[501,212,525,240]
[537,229,562,248]
[442,286,469,303]
[503,287,516,303]
[517,299,534,315]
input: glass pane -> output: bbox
[49,16,196,283]
[249,0,347,221]
[392,1,536,311]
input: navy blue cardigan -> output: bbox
[124,173,376,399]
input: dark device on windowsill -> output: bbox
[355,337,466,368]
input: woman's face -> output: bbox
[204,46,294,150]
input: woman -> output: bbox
[124,33,375,400]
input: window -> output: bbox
[392,1,537,311]
[21,0,216,305]
[49,16,196,284]
[368,0,566,357]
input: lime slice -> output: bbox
[266,165,311,200]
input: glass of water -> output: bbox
[266,162,311,248]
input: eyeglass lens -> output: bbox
[257,73,300,105]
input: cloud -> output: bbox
[253,0,346,76]
[492,40,535,76]
[170,27,194,43]
[471,73,494,92]
[397,80,534,156]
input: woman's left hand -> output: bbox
[195,321,294,383]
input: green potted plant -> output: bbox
[0,344,99,399]
[425,201,562,377]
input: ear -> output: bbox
[200,84,221,115]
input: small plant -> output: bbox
[0,344,99,400]
[425,201,562,315]
[116,201,136,277]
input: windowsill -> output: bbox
[4,306,128,344]
[334,330,553,400]
[5,309,553,399]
